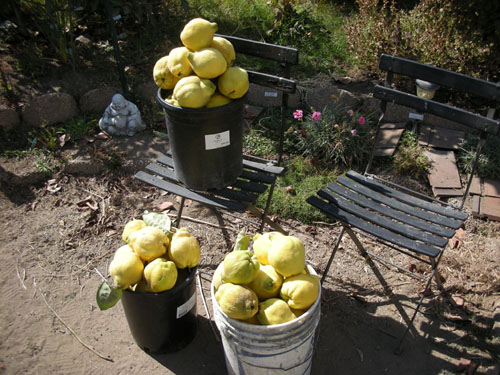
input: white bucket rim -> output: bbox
[211,263,321,331]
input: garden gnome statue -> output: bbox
[99,93,146,136]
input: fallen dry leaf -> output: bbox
[449,228,466,249]
[77,196,93,207]
[45,179,61,193]
[175,197,192,207]
[451,295,465,307]
[94,131,110,140]
[305,226,317,235]
[106,230,118,237]
[58,133,70,148]
[155,201,174,212]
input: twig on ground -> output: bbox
[40,292,114,362]
[16,263,27,290]
[77,187,104,200]
[312,221,341,227]
[94,268,108,283]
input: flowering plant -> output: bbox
[285,105,374,169]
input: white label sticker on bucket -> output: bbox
[177,292,196,319]
[264,91,278,97]
[205,130,230,150]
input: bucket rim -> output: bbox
[211,263,321,331]
[123,266,198,297]
[157,88,246,113]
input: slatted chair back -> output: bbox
[306,54,500,353]
[215,34,299,165]
[367,54,500,208]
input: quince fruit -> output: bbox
[187,48,227,79]
[257,298,296,325]
[206,93,232,108]
[212,262,225,291]
[246,264,283,300]
[167,46,193,78]
[173,76,216,108]
[280,273,319,310]
[144,257,178,292]
[168,227,201,269]
[128,226,169,262]
[215,283,258,320]
[153,55,179,90]
[222,250,260,285]
[267,235,305,277]
[180,18,218,51]
[252,231,284,265]
[165,94,180,107]
[109,245,144,290]
[217,66,249,99]
[122,219,147,243]
[210,36,236,66]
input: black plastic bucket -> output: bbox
[121,267,198,354]
[157,88,244,190]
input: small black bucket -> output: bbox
[157,89,244,190]
[121,267,198,354]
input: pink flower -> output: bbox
[312,111,321,121]
[351,129,357,136]
[293,109,303,120]
[347,109,354,116]
[359,116,365,125]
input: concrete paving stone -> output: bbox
[419,125,464,149]
[374,122,406,156]
[480,196,500,221]
[483,178,500,197]
[469,176,482,195]
[424,150,462,189]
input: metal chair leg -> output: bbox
[395,267,436,354]
[431,256,444,290]
[321,226,345,285]
[344,226,423,353]
[175,196,186,228]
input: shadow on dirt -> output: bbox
[313,286,498,375]
[0,164,36,205]
[145,315,226,375]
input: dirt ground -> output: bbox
[0,143,499,375]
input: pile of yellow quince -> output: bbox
[109,213,200,293]
[213,232,320,325]
[153,18,249,109]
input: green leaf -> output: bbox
[143,211,172,234]
[233,231,250,251]
[96,281,122,311]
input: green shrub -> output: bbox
[458,136,500,180]
[345,0,499,80]
[257,156,336,224]
[392,129,429,179]
[284,104,375,170]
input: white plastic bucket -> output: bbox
[211,265,321,375]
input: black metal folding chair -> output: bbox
[135,35,298,233]
[306,54,500,352]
